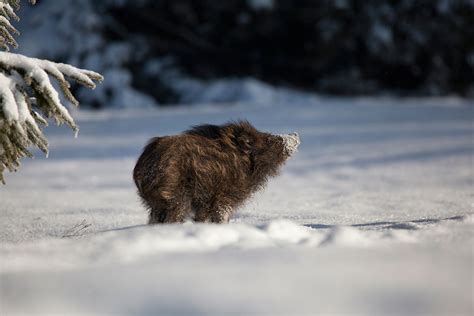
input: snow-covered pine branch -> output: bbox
[0,0,103,183]
[0,0,29,51]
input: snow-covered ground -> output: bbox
[1,95,473,315]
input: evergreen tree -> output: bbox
[0,0,103,183]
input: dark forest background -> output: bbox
[19,0,474,107]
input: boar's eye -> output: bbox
[265,134,279,145]
[239,136,252,148]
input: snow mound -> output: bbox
[3,217,472,273]
[319,227,366,247]
[1,221,313,272]
[173,77,320,105]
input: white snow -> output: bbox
[279,132,300,156]
[0,16,16,35]
[173,77,320,105]
[0,93,473,315]
[0,72,18,121]
[0,2,16,19]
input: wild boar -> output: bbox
[133,121,300,224]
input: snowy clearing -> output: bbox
[1,95,473,315]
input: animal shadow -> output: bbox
[304,215,466,231]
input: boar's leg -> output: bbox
[148,197,191,224]
[193,204,233,223]
[148,209,167,224]
[210,206,233,223]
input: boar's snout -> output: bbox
[279,132,300,156]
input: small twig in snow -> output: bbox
[61,219,92,238]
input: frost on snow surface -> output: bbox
[0,95,473,315]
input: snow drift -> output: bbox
[1,96,473,315]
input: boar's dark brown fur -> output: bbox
[133,121,298,224]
